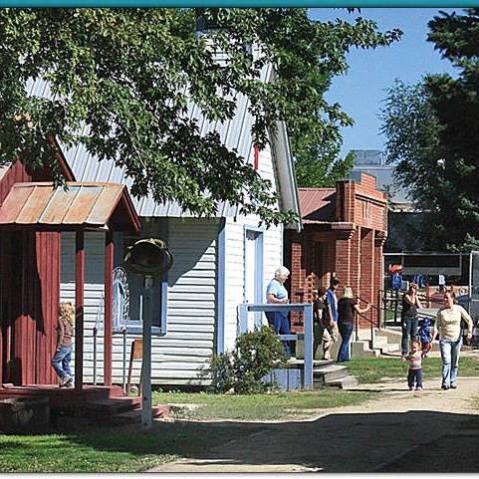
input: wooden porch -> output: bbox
[0,383,125,408]
[0,181,140,390]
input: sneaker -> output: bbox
[441,384,450,390]
[450,384,457,389]
[415,387,423,391]
[61,375,73,387]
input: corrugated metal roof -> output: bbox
[298,188,336,223]
[0,182,139,231]
[26,64,301,227]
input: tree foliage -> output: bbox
[382,9,479,250]
[0,9,400,223]
[380,80,446,249]
[295,150,356,187]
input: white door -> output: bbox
[244,229,263,330]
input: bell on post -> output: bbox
[123,238,173,276]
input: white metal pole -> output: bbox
[141,275,154,429]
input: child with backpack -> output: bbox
[418,316,435,358]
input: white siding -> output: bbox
[223,140,284,351]
[58,123,288,386]
[60,218,218,386]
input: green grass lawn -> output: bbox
[0,388,376,472]
[153,389,375,421]
[347,356,479,384]
[0,421,261,473]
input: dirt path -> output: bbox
[150,377,479,473]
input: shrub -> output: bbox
[209,353,235,394]
[209,326,287,394]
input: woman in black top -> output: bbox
[337,286,371,362]
[401,283,423,357]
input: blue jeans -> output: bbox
[401,316,418,355]
[52,345,73,380]
[439,337,462,388]
[337,322,353,362]
[408,368,423,389]
[273,313,291,357]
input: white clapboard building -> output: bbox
[30,66,301,387]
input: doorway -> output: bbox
[244,228,264,330]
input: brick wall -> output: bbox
[350,227,361,298]
[286,171,388,333]
[359,229,375,327]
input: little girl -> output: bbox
[402,340,423,391]
[51,302,75,388]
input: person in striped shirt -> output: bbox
[402,339,423,391]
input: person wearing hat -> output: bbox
[337,286,371,362]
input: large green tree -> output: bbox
[382,9,479,250]
[380,80,445,250]
[295,150,356,188]
[0,9,400,223]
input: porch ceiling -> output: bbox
[0,181,140,233]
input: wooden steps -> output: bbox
[0,384,124,408]
[101,405,171,426]
[85,397,142,415]
[84,397,170,426]
[0,385,170,426]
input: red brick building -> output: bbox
[285,173,388,328]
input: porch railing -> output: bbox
[238,303,314,390]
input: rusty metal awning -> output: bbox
[0,182,141,232]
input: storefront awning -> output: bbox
[0,182,140,233]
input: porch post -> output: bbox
[75,230,85,391]
[104,230,114,386]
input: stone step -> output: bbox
[382,342,401,353]
[286,359,334,369]
[324,375,359,389]
[313,364,348,383]
[381,351,402,358]
[371,336,389,349]
[351,340,380,358]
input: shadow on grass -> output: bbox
[56,409,479,472]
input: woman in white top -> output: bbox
[434,291,473,390]
[266,266,291,356]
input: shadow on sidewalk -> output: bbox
[61,409,479,472]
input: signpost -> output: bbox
[141,275,154,428]
[124,238,173,429]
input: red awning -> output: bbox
[0,182,140,233]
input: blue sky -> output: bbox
[309,8,459,157]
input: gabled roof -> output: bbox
[0,182,140,233]
[298,188,336,223]
[27,66,301,229]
